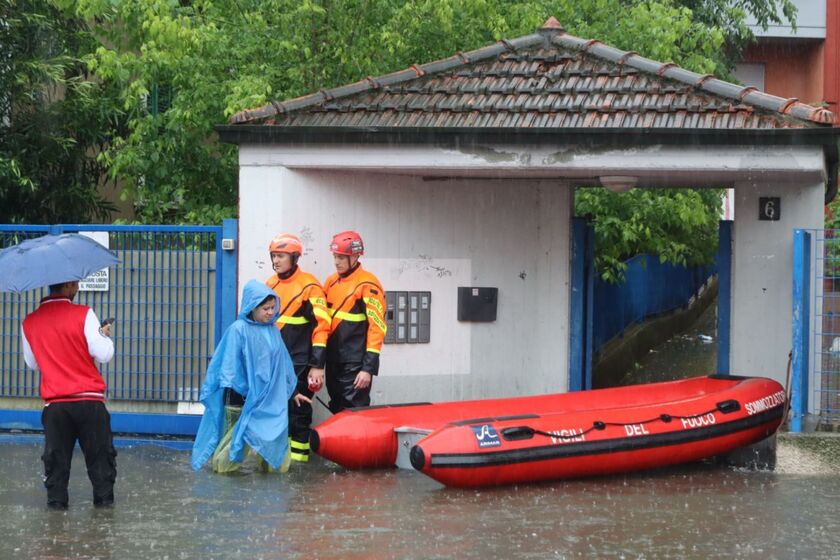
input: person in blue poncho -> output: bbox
[191,280,309,473]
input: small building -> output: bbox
[219,18,838,404]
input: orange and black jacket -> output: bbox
[265,267,330,368]
[324,264,387,375]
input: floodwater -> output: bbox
[0,436,839,560]
[619,300,719,386]
[3,300,840,560]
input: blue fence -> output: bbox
[592,255,717,355]
[792,228,840,431]
[0,223,237,405]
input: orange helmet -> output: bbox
[330,230,364,256]
[268,233,303,255]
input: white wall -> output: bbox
[730,179,824,390]
[238,158,573,404]
[746,0,826,39]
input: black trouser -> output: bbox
[224,387,245,407]
[288,363,315,461]
[326,361,371,414]
[41,401,117,508]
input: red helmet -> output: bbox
[268,233,303,255]
[330,230,364,256]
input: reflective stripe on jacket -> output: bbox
[324,265,386,375]
[266,268,330,368]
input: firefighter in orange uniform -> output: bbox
[265,233,331,463]
[324,231,386,413]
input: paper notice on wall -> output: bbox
[78,231,110,292]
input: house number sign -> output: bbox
[759,197,780,221]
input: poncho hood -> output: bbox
[238,280,280,324]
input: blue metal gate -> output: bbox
[792,228,840,431]
[0,222,237,410]
[569,218,719,392]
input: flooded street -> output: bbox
[3,299,840,559]
[1,433,839,560]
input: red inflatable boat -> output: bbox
[311,375,786,477]
[311,391,578,469]
[410,375,785,487]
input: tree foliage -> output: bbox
[0,0,123,223]
[576,188,724,282]
[678,0,796,66]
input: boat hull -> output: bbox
[410,376,785,487]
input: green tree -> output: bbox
[67,0,400,223]
[0,0,123,223]
[576,188,724,282]
[678,0,796,66]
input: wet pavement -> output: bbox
[3,301,840,559]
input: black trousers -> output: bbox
[41,401,117,508]
[288,363,314,444]
[326,361,371,414]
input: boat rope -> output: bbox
[502,400,741,442]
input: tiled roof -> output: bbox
[230,17,834,129]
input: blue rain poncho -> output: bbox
[191,280,297,471]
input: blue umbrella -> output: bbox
[0,233,120,293]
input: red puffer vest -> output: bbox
[22,297,106,403]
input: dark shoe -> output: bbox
[94,498,114,508]
[47,501,68,510]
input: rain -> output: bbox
[3,1,840,558]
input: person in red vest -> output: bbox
[21,281,116,509]
[265,233,331,463]
[323,231,387,413]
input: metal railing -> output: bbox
[810,229,840,426]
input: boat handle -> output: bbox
[716,400,740,414]
[501,426,535,441]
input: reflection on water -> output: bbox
[620,300,718,386]
[0,436,839,560]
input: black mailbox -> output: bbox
[457,287,498,322]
